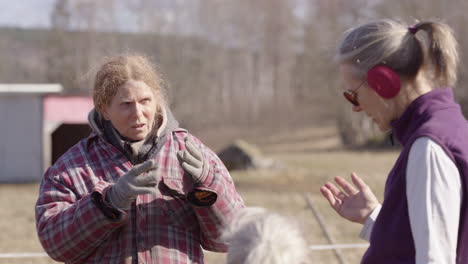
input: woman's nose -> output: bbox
[353,105,362,112]
[131,103,143,117]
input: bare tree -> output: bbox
[36,0,468,146]
[195,0,300,129]
[47,0,76,91]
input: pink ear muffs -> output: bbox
[366,65,401,99]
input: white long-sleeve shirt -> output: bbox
[360,137,462,264]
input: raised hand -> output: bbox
[178,137,207,183]
[320,173,380,224]
[106,160,158,210]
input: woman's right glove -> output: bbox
[106,160,158,210]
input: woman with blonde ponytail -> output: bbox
[320,19,467,263]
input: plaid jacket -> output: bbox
[35,129,245,264]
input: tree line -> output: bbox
[1,0,467,147]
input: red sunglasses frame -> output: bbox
[343,80,366,107]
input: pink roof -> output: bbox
[44,96,94,124]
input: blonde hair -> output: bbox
[336,19,459,87]
[223,207,309,264]
[93,54,168,113]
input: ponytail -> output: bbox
[414,21,459,87]
[337,19,459,87]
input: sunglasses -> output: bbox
[343,80,366,107]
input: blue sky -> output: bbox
[0,0,185,32]
[0,0,308,32]
[0,0,55,28]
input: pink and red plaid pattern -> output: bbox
[35,129,245,263]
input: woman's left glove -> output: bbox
[178,137,207,183]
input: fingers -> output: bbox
[324,181,344,198]
[335,176,358,196]
[178,150,202,168]
[320,185,341,211]
[181,161,200,177]
[133,173,158,187]
[131,160,158,176]
[184,138,203,161]
[133,186,158,195]
[350,172,368,191]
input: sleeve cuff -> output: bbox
[187,189,218,207]
[91,190,126,222]
[359,204,382,241]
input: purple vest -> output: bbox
[361,88,468,264]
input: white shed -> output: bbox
[0,84,62,182]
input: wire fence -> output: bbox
[1,192,368,260]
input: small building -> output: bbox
[43,95,94,167]
[0,84,93,183]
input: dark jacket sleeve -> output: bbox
[35,166,127,263]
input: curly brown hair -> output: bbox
[93,54,168,114]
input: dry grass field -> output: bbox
[0,126,399,264]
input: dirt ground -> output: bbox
[0,126,399,264]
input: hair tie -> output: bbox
[408,25,419,35]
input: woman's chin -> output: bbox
[372,119,389,132]
[376,123,390,132]
[126,132,148,142]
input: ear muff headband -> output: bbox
[366,65,401,99]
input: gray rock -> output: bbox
[217,140,279,171]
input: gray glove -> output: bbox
[178,137,206,183]
[106,160,158,210]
